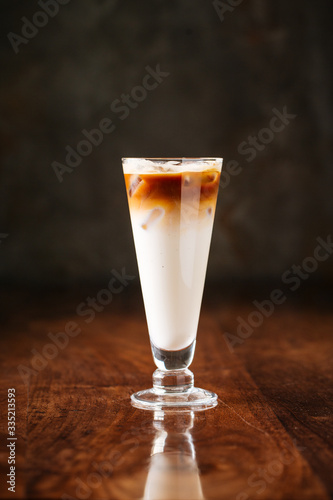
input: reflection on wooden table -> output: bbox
[0,290,332,499]
[143,411,203,500]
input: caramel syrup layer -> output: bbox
[124,170,220,214]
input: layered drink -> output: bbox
[123,158,222,372]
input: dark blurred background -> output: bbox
[0,0,332,290]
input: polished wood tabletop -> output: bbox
[0,288,332,500]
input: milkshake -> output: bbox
[123,158,222,372]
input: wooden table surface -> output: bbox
[0,288,332,500]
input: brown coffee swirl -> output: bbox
[124,170,220,225]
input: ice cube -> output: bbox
[202,172,218,184]
[128,175,143,197]
[141,207,165,230]
[155,161,182,172]
[183,175,192,186]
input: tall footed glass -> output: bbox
[123,158,222,410]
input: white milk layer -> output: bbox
[130,211,215,351]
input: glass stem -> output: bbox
[153,369,194,394]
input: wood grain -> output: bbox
[0,290,332,499]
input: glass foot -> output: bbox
[131,368,218,411]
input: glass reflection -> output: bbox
[143,411,205,500]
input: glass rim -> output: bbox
[122,157,223,173]
[122,157,223,162]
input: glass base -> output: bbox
[131,368,218,411]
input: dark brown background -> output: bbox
[0,0,332,289]
[1,4,333,498]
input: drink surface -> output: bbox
[124,171,220,225]
[124,160,221,352]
